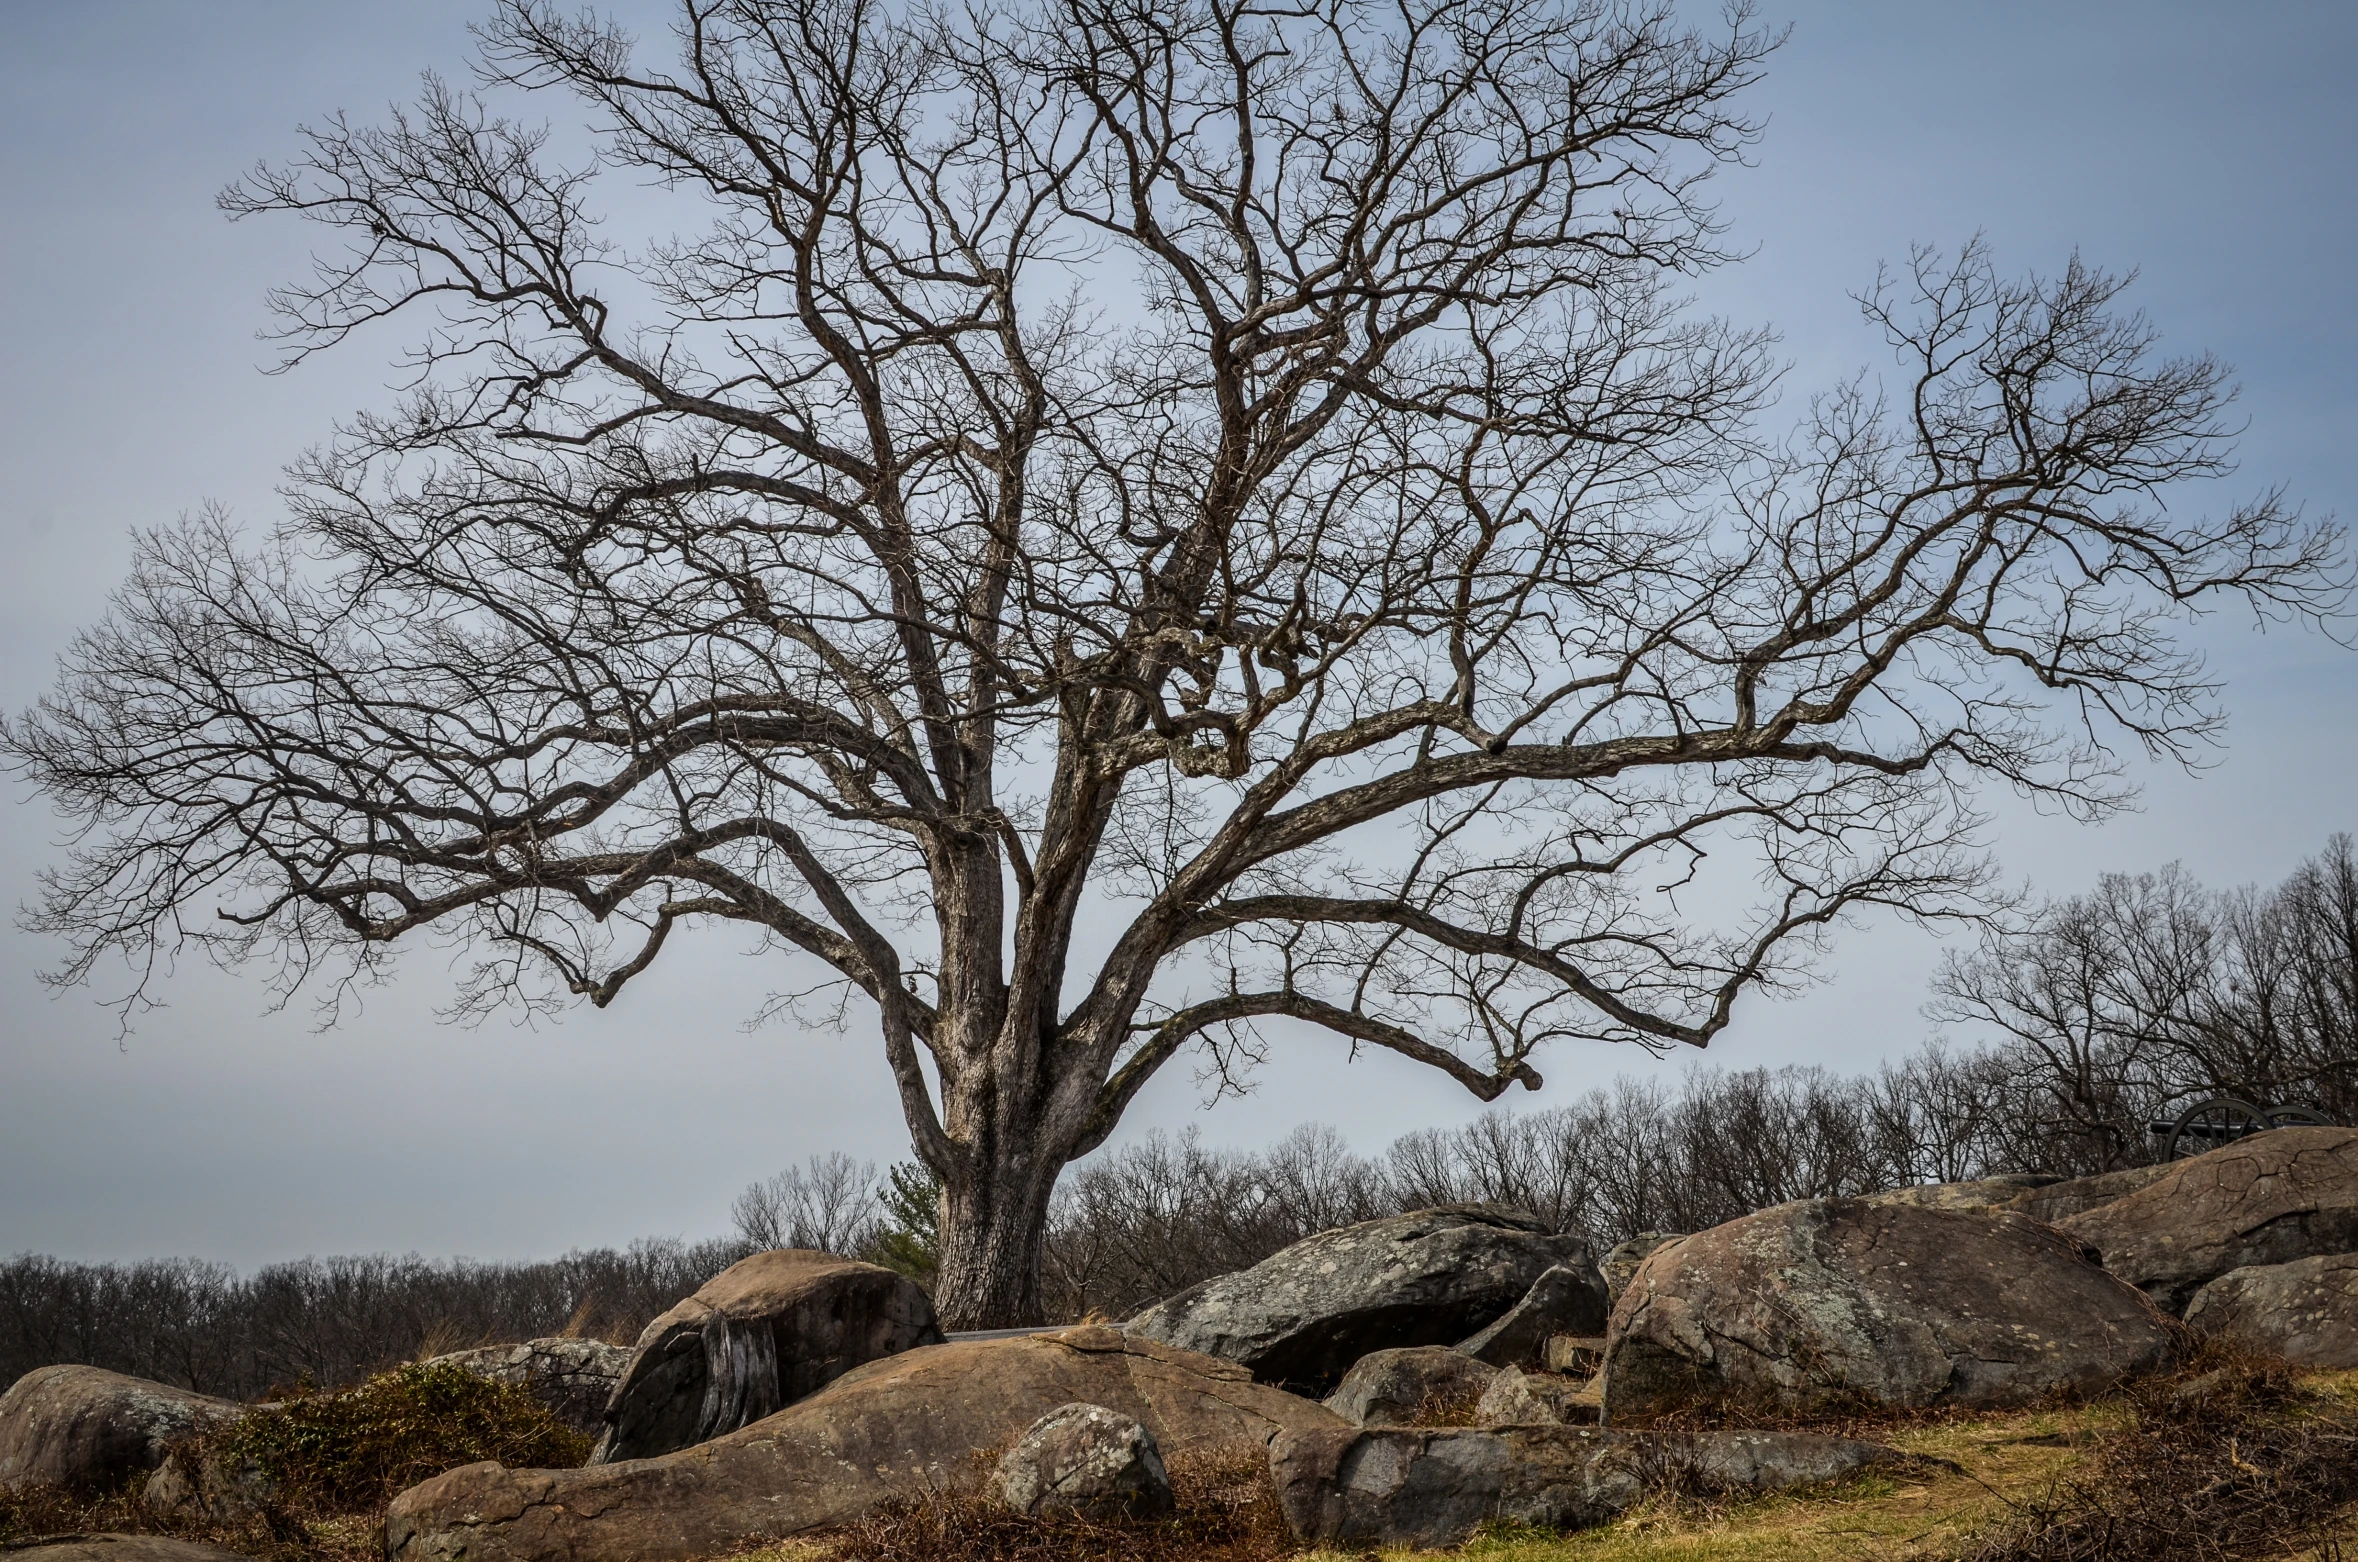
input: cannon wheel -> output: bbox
[2266,1105,2335,1130]
[2163,1095,2269,1160]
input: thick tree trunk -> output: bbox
[932,1154,1058,1329]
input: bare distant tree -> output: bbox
[5,0,2341,1322]
[730,1151,884,1254]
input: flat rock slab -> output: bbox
[1602,1198,2174,1421]
[1,1538,256,1562]
[385,1325,1342,1562]
[0,1367,244,1493]
[2185,1252,2358,1367]
[1269,1423,1902,1548]
[2058,1128,2358,1314]
[1126,1205,1592,1393]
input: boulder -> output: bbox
[993,1402,1173,1521]
[1455,1263,1609,1368]
[385,1325,1342,1562]
[2007,1162,2178,1225]
[1473,1367,1595,1427]
[2056,1128,2358,1314]
[592,1247,942,1462]
[1322,1347,1497,1427]
[1125,1206,1591,1392]
[2184,1252,2358,1367]
[2,1539,258,1562]
[425,1338,630,1438]
[1599,1233,1683,1305]
[0,1366,243,1493]
[1602,1198,2174,1421]
[1268,1422,1901,1548]
[1861,1173,2062,1212]
[141,1443,276,1524]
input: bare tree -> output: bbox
[730,1151,884,1253]
[4,0,2341,1323]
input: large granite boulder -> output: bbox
[1269,1422,1901,1548]
[425,1338,629,1439]
[385,1325,1341,1562]
[2056,1128,2358,1314]
[592,1247,942,1462]
[0,1366,243,1492]
[3,1539,258,1562]
[2007,1162,2178,1225]
[1602,1198,2174,1422]
[1455,1263,1609,1368]
[1322,1347,1497,1427]
[993,1402,1173,1521]
[2184,1252,2358,1367]
[1125,1206,1590,1393]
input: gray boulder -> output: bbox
[593,1247,942,1462]
[1322,1347,1497,1427]
[2057,1127,2358,1314]
[1602,1198,2174,1421]
[426,1337,630,1438]
[2185,1252,2358,1367]
[993,1402,1173,1521]
[1455,1263,1609,1368]
[1599,1233,1683,1305]
[1268,1422,1901,1548]
[1126,1206,1589,1392]
[1473,1366,1595,1427]
[0,1366,243,1493]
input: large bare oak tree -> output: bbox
[6,0,2343,1323]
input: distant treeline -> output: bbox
[0,1238,750,1401]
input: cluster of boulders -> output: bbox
[13,1126,2358,1560]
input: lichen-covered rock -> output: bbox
[1599,1233,1683,1305]
[1126,1206,1589,1393]
[1268,1422,1901,1548]
[1322,1347,1497,1427]
[1473,1366,1595,1427]
[1601,1198,2174,1421]
[993,1402,1173,1521]
[0,1366,243,1493]
[592,1247,942,1462]
[425,1338,629,1438]
[2057,1128,2358,1314]
[1455,1263,1609,1368]
[386,1326,1342,1562]
[2184,1252,2358,1367]
[2006,1162,2178,1225]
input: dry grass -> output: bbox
[0,1480,382,1562]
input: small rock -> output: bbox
[142,1443,276,1523]
[1474,1366,1595,1426]
[2185,1252,2358,1366]
[1322,1347,1497,1427]
[993,1402,1174,1521]
[0,1366,243,1493]
[1456,1263,1609,1368]
[1600,1233,1683,1305]
[1542,1334,1605,1374]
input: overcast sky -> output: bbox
[3,2,2353,1268]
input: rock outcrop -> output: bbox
[1125,1206,1589,1392]
[1455,1263,1609,1368]
[2184,1252,2358,1367]
[0,1366,243,1492]
[1602,1198,2174,1421]
[592,1248,942,1462]
[2007,1162,2179,1225]
[993,1402,1173,1521]
[386,1325,1341,1562]
[1268,1422,1902,1548]
[425,1338,630,1438]
[1322,1347,1497,1427]
[1861,1174,2061,1212]
[2056,1128,2358,1314]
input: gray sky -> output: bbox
[4,2,2353,1267]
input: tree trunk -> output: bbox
[932,1154,1057,1329]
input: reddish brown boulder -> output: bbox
[1601,1198,2173,1421]
[385,1325,1341,1562]
[592,1247,941,1462]
[0,1366,242,1493]
[2057,1127,2358,1313]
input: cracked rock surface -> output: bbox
[385,1325,1340,1562]
[1125,1205,1592,1393]
[0,1366,243,1493]
[2058,1127,2358,1315]
[1601,1197,2173,1421]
